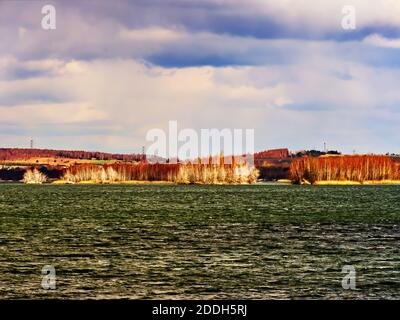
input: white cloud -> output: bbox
[223,0,400,34]
[0,102,107,125]
[1,56,400,153]
[120,27,185,43]
[1,1,400,153]
[363,33,400,48]
[1,0,399,64]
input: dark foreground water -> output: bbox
[0,184,399,299]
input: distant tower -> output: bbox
[30,139,34,149]
[141,145,146,162]
[323,142,327,153]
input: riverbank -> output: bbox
[51,179,400,185]
[4,179,400,185]
[52,179,175,185]
[51,179,257,185]
[310,180,400,185]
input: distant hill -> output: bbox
[0,147,292,164]
[254,148,290,160]
[0,148,145,162]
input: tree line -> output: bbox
[290,155,400,184]
[0,148,145,161]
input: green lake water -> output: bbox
[0,184,399,299]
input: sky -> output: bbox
[0,0,400,154]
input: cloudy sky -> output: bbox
[1,0,400,154]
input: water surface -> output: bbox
[0,184,399,299]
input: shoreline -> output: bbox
[52,180,175,185]
[310,180,400,185]
[2,179,400,185]
[51,180,255,185]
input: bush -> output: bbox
[62,162,259,184]
[290,155,400,184]
[22,168,48,184]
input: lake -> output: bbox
[0,184,399,299]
